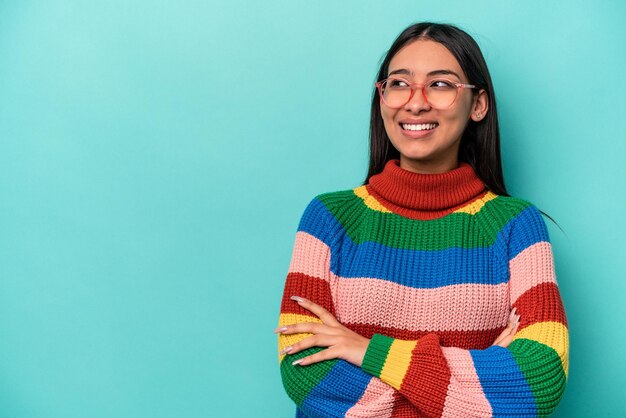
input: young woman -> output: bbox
[275,22,569,417]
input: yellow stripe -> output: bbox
[514,321,569,375]
[379,339,417,390]
[453,191,498,214]
[353,186,392,213]
[277,313,323,363]
[355,186,498,216]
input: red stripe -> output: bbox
[365,159,488,219]
[513,282,567,328]
[346,323,504,350]
[365,184,489,220]
[401,333,450,417]
[280,272,336,316]
[390,392,422,417]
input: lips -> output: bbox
[397,120,439,138]
[400,122,439,131]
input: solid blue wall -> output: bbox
[0,1,624,416]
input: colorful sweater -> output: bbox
[277,159,569,417]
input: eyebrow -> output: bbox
[387,68,462,80]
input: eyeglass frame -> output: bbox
[374,76,478,109]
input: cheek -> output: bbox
[380,106,396,127]
[443,101,473,126]
[456,95,475,120]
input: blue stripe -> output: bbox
[333,240,508,287]
[299,198,511,287]
[471,346,537,416]
[508,205,550,260]
[298,198,334,244]
[300,361,371,417]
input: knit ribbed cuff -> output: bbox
[361,334,394,377]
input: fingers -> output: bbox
[493,308,521,348]
[494,316,517,346]
[274,322,327,335]
[274,297,344,362]
[290,296,340,326]
[291,347,338,366]
[511,314,521,334]
[496,334,515,348]
[508,306,518,327]
[492,309,517,345]
[279,334,339,356]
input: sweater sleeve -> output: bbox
[277,196,405,418]
[360,204,569,417]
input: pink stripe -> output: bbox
[441,347,492,417]
[346,377,395,418]
[509,242,556,304]
[287,232,330,282]
[333,276,509,331]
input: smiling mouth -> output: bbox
[400,122,439,131]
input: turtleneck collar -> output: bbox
[366,159,488,219]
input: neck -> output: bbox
[366,159,488,220]
[399,155,459,174]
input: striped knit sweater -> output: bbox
[277,159,569,417]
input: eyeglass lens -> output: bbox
[380,79,459,109]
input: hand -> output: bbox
[274,296,370,367]
[492,307,521,348]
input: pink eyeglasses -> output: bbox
[375,76,477,109]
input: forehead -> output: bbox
[388,39,465,79]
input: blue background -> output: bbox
[1,1,624,416]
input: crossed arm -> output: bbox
[276,198,568,417]
[277,288,520,417]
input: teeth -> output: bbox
[401,123,438,131]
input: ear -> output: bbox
[470,89,489,122]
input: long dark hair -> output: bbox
[364,22,560,229]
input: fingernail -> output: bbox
[292,358,303,366]
[280,346,293,355]
[274,326,288,334]
[290,296,304,303]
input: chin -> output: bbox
[395,145,436,160]
[401,154,434,163]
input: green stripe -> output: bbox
[280,347,337,407]
[510,338,567,416]
[316,190,532,250]
[361,334,394,378]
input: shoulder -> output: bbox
[488,194,551,256]
[486,193,545,226]
[298,187,361,225]
[302,187,362,216]
[311,187,362,207]
[297,187,361,242]
[488,194,535,216]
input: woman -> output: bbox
[275,22,568,417]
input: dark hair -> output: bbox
[364,22,560,229]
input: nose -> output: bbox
[404,85,431,113]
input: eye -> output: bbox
[429,79,456,89]
[387,78,410,88]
